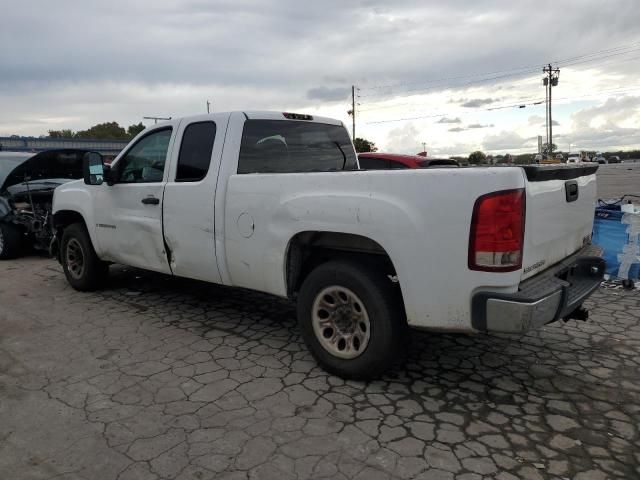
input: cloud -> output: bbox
[458,98,499,108]
[528,115,544,125]
[1,0,640,151]
[306,86,350,102]
[437,117,462,124]
[383,122,422,154]
[482,131,537,151]
[563,95,640,149]
[448,122,493,132]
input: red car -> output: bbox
[358,153,459,170]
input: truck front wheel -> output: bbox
[297,261,406,379]
[61,223,109,291]
[0,223,22,260]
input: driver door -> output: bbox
[93,125,177,273]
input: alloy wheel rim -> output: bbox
[311,286,371,359]
[66,238,85,279]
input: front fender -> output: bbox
[53,180,100,253]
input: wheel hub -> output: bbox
[66,238,85,280]
[311,286,371,359]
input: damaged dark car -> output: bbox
[0,149,88,259]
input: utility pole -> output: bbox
[206,100,211,114]
[143,116,171,124]
[543,64,560,154]
[351,85,356,140]
[544,77,549,147]
[422,142,427,154]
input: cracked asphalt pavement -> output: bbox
[0,259,638,480]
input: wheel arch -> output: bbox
[284,231,404,303]
[52,210,94,260]
[53,210,90,235]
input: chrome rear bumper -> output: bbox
[471,245,605,333]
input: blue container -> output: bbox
[592,204,640,281]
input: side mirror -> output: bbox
[83,152,105,185]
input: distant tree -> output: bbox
[542,142,557,155]
[468,150,487,165]
[353,137,378,153]
[75,122,128,140]
[46,122,145,140]
[127,122,145,138]
[48,129,75,138]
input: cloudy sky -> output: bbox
[2,0,640,155]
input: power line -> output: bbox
[358,40,640,94]
[558,47,640,68]
[553,42,640,66]
[363,85,640,125]
[358,68,539,99]
[364,100,546,125]
[356,40,640,106]
[359,51,640,115]
[359,65,540,92]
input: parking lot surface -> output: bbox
[1,258,639,480]
[596,161,640,199]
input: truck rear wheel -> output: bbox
[61,223,109,291]
[297,261,406,379]
[0,223,22,260]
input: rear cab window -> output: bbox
[237,120,357,174]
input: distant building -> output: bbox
[0,136,129,157]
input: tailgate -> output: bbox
[520,164,599,280]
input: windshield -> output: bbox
[238,120,357,173]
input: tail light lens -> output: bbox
[469,189,525,272]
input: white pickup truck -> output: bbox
[52,111,604,379]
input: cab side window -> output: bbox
[176,122,216,182]
[117,128,172,183]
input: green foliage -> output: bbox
[47,122,147,140]
[47,129,75,138]
[353,137,378,153]
[75,122,127,139]
[542,142,557,155]
[468,150,487,165]
[127,122,145,138]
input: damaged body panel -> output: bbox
[0,150,88,259]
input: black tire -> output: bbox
[297,260,406,380]
[0,223,23,259]
[61,223,109,291]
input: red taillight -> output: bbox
[469,189,525,272]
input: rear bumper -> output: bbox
[471,245,605,333]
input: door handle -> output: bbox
[141,196,160,205]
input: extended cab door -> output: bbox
[93,125,177,273]
[162,114,229,283]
